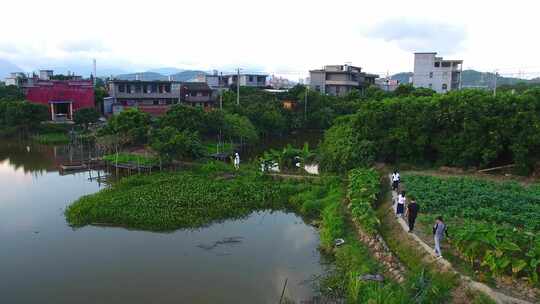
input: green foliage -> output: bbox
[94,85,108,108]
[150,127,204,161]
[320,89,540,173]
[0,100,49,135]
[102,153,158,166]
[73,108,100,128]
[403,174,540,230]
[222,113,259,144]
[320,200,346,250]
[99,108,151,145]
[404,174,540,281]
[347,168,381,235]
[405,268,456,303]
[0,85,25,100]
[319,122,375,172]
[65,169,299,231]
[259,143,315,173]
[158,104,207,133]
[31,133,70,145]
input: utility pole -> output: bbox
[236,68,241,105]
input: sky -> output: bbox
[1,0,539,79]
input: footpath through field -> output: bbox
[388,174,533,304]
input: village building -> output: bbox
[21,70,95,121]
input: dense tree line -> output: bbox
[0,100,49,136]
[320,88,540,174]
[98,104,260,161]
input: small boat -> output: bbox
[60,163,87,171]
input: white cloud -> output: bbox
[368,19,466,55]
[1,0,539,78]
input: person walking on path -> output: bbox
[405,196,419,233]
[233,152,240,170]
[391,170,400,192]
[396,191,406,218]
[433,216,449,258]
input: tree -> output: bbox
[158,104,206,133]
[94,86,108,112]
[74,108,100,129]
[0,85,25,101]
[0,101,49,135]
[319,121,376,172]
[151,126,204,161]
[222,113,259,144]
[99,108,151,145]
[393,84,415,97]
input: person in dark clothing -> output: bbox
[405,196,419,232]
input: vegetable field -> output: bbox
[403,174,540,231]
[403,174,540,282]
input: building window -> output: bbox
[434,62,440,68]
[159,85,164,93]
[428,83,432,88]
[429,72,433,78]
[126,85,131,93]
[135,84,141,93]
[118,84,125,93]
[442,62,451,68]
[151,84,157,93]
[165,84,171,93]
[153,100,159,105]
[143,84,148,93]
[249,76,253,82]
[442,83,448,90]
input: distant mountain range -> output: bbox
[113,70,206,82]
[146,67,185,75]
[391,70,540,88]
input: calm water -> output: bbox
[0,141,323,303]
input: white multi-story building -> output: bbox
[412,52,463,93]
[309,64,378,96]
[4,72,26,86]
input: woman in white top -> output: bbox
[396,190,406,217]
[391,170,400,191]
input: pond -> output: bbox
[0,141,324,303]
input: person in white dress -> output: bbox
[233,153,240,170]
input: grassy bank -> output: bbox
[102,152,159,166]
[31,132,70,144]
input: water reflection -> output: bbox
[0,140,324,303]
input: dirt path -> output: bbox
[387,174,534,304]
